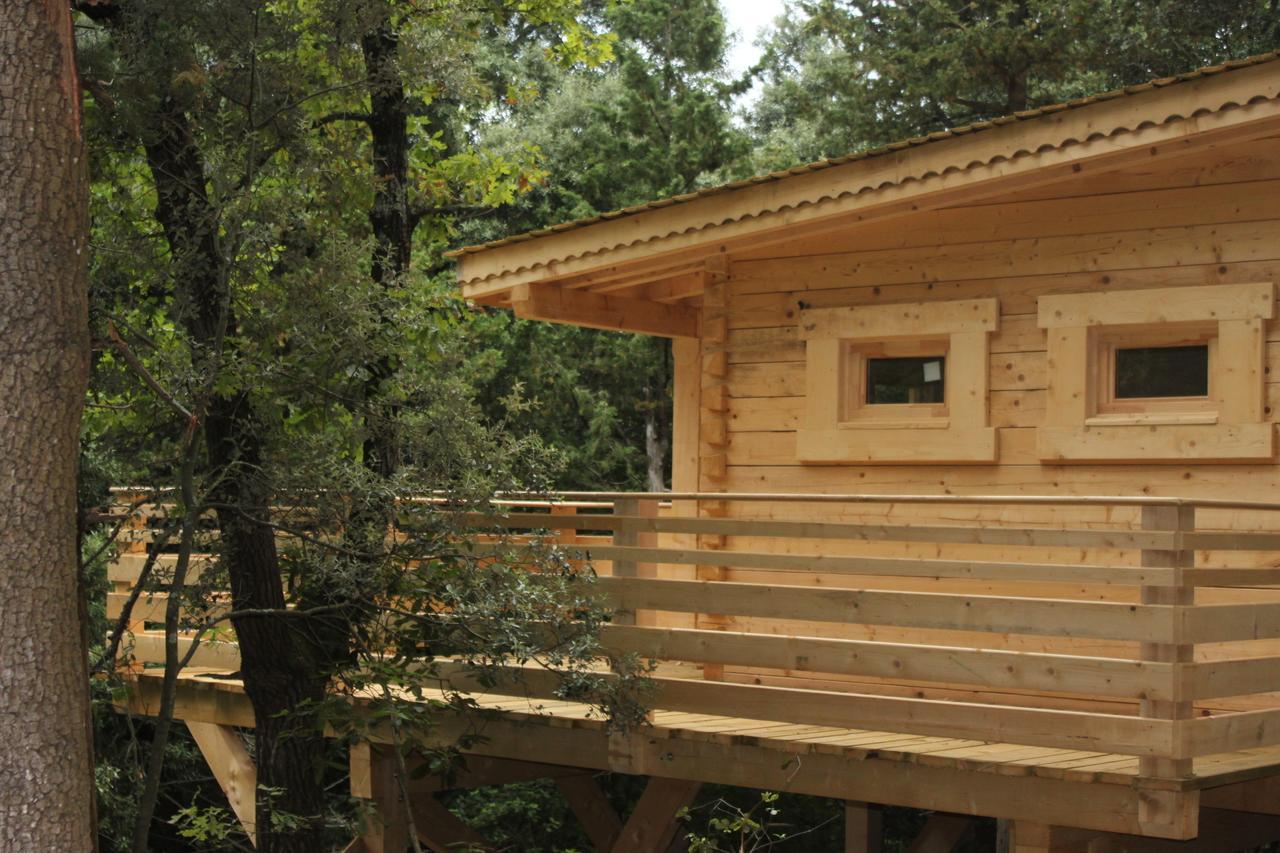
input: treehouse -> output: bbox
[118,51,1280,852]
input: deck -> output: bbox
[108,491,1280,852]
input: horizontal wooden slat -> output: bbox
[599,624,1169,700]
[595,577,1175,642]
[430,660,1174,758]
[1184,603,1280,643]
[1186,657,1280,700]
[548,543,1172,585]
[1183,531,1280,551]
[1193,707,1280,756]
[472,513,1180,550]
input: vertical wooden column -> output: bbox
[350,743,410,853]
[844,801,883,853]
[697,257,731,680]
[612,497,657,627]
[667,336,702,631]
[1138,503,1198,838]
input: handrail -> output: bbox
[105,489,1280,787]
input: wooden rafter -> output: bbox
[510,283,699,339]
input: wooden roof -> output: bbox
[452,52,1280,337]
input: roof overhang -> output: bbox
[453,54,1280,339]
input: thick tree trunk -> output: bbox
[0,1,95,849]
[142,99,331,853]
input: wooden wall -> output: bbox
[675,134,1280,709]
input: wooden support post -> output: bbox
[906,813,975,853]
[612,497,658,627]
[845,801,883,853]
[612,777,701,853]
[697,261,731,680]
[556,774,624,852]
[1138,504,1197,839]
[351,743,410,853]
[186,722,257,846]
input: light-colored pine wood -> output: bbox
[187,722,257,846]
[610,777,700,853]
[510,283,699,338]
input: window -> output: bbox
[1114,346,1208,399]
[797,298,997,463]
[1037,283,1274,463]
[839,340,950,424]
[867,356,946,404]
[1093,324,1216,416]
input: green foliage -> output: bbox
[748,0,1280,167]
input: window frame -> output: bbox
[797,298,998,463]
[1037,282,1274,462]
[1093,323,1217,418]
[843,339,950,425]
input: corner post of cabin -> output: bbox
[697,255,731,679]
[612,496,657,627]
[1137,501,1198,838]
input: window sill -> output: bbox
[1084,412,1219,427]
[1038,423,1273,463]
[838,419,951,430]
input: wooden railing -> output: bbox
[106,490,1280,788]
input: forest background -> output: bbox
[70,1,1280,851]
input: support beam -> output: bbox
[845,801,883,853]
[186,722,257,846]
[412,795,493,852]
[556,774,624,852]
[612,777,701,853]
[352,744,411,853]
[406,755,588,794]
[906,813,975,853]
[1013,809,1280,852]
[510,283,699,339]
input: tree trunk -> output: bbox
[142,96,332,853]
[0,1,96,849]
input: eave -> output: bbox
[453,54,1280,339]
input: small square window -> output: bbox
[866,357,946,404]
[841,339,949,424]
[1094,324,1216,417]
[1114,345,1209,399]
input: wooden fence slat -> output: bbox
[598,624,1171,700]
[595,576,1176,642]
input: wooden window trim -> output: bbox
[1037,282,1275,464]
[797,299,997,464]
[842,339,950,425]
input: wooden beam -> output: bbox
[186,722,257,846]
[556,774,624,852]
[1014,809,1280,852]
[405,755,588,794]
[353,745,411,853]
[845,801,883,853]
[906,813,976,853]
[412,795,493,853]
[510,283,699,338]
[611,777,701,853]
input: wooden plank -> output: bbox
[479,512,1182,550]
[611,498,657,627]
[430,662,1175,757]
[611,777,701,853]
[556,774,623,852]
[799,299,998,340]
[595,577,1177,643]
[598,624,1172,700]
[187,722,257,846]
[1038,282,1274,328]
[1036,424,1275,463]
[510,283,699,338]
[571,544,1172,586]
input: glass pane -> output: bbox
[866,357,945,404]
[1114,345,1208,399]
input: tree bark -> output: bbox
[0,1,96,849]
[142,93,331,853]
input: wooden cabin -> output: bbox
[120,52,1280,852]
